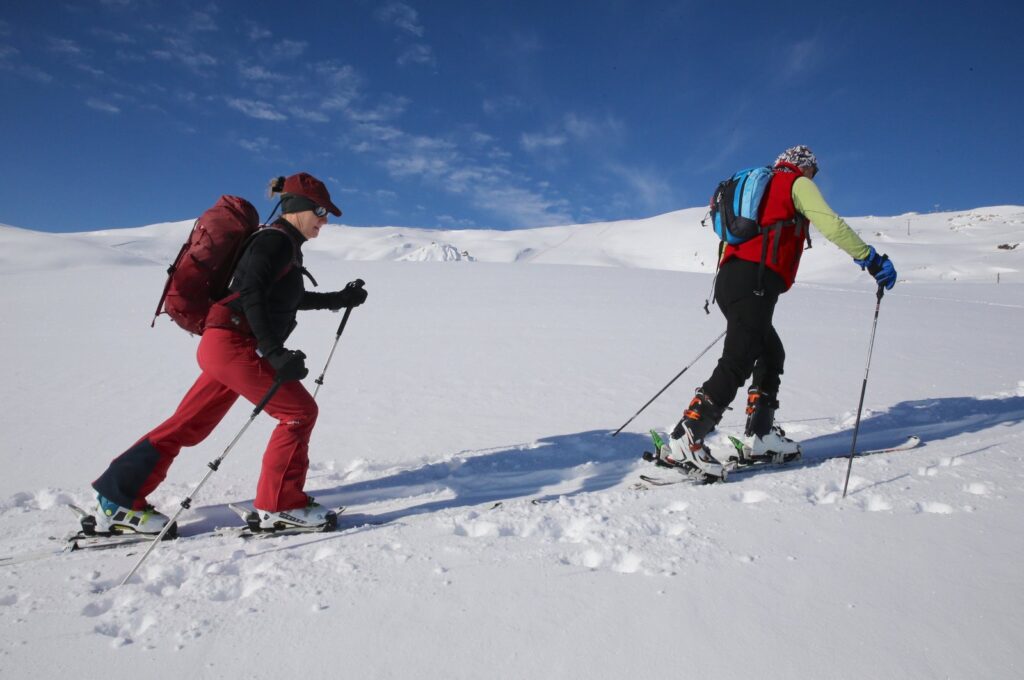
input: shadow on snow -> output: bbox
[188,394,1024,533]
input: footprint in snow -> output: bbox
[312,546,337,562]
[453,519,500,538]
[581,549,604,569]
[864,495,893,512]
[81,599,113,617]
[807,482,845,505]
[612,552,643,574]
[964,482,991,496]
[661,501,689,515]
[916,501,954,514]
[733,490,771,504]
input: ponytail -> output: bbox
[267,176,286,198]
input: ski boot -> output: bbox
[728,388,802,465]
[253,496,338,532]
[665,390,727,483]
[92,493,176,536]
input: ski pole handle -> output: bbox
[331,279,364,336]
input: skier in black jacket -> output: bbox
[92,173,367,533]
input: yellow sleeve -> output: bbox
[791,177,871,260]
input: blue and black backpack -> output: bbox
[708,166,774,245]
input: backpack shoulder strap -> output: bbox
[151,219,199,327]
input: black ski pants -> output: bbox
[701,259,786,409]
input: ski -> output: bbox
[639,434,922,487]
[0,503,345,568]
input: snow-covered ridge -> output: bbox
[7,204,1020,283]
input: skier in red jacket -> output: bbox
[666,146,898,480]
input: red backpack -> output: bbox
[152,195,261,335]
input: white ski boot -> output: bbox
[93,493,173,535]
[738,387,802,464]
[254,497,335,531]
[667,428,727,482]
[749,425,802,463]
[664,390,728,482]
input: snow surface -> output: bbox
[1,206,1023,678]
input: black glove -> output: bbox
[324,279,368,310]
[266,348,308,382]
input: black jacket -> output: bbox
[226,219,333,355]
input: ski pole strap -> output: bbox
[755,230,770,297]
[704,241,725,315]
[152,241,191,327]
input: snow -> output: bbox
[1,206,1023,678]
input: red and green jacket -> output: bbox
[720,161,871,291]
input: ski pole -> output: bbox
[118,379,283,586]
[313,279,364,400]
[842,285,885,498]
[611,329,727,436]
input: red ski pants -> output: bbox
[96,328,317,512]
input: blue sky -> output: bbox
[1,0,1020,232]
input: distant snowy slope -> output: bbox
[0,223,149,273]
[25,205,1024,284]
[57,220,199,265]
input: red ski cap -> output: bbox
[282,172,342,217]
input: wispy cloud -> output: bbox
[226,98,287,121]
[482,95,524,116]
[563,112,624,142]
[91,28,135,44]
[268,39,308,61]
[188,10,218,33]
[605,164,674,212]
[469,183,573,227]
[777,36,823,85]
[520,132,567,152]
[345,95,410,123]
[47,38,83,56]
[292,108,330,123]
[375,2,426,36]
[520,113,624,156]
[245,22,272,41]
[237,136,276,154]
[341,98,574,226]
[435,213,477,228]
[375,2,436,68]
[152,37,218,71]
[397,44,435,67]
[86,97,121,114]
[239,63,286,82]
[76,63,106,78]
[0,46,53,83]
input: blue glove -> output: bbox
[853,246,897,290]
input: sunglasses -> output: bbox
[313,206,328,217]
